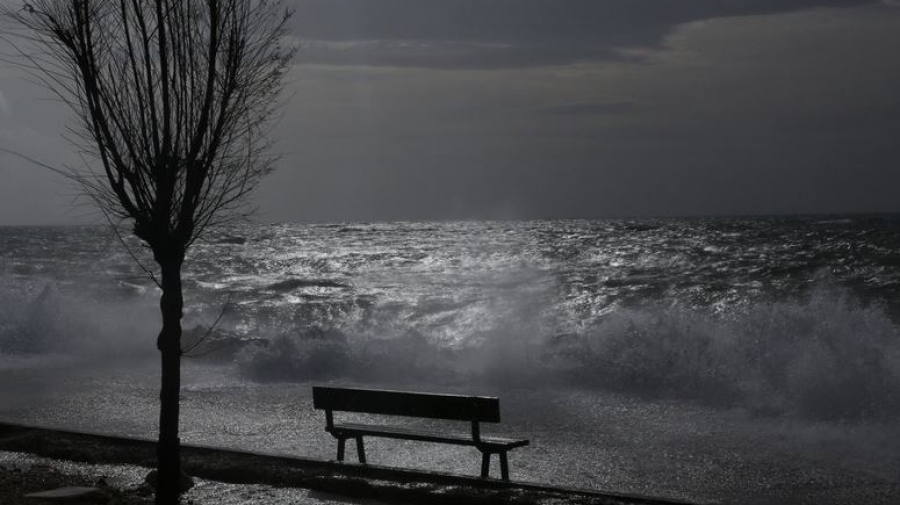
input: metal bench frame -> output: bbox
[312,386,529,480]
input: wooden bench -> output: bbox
[312,386,529,480]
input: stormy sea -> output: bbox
[2,215,900,504]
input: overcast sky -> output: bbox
[2,0,900,224]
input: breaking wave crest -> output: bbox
[235,283,900,421]
[566,285,900,420]
[0,278,160,365]
[3,271,900,421]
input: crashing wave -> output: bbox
[234,283,900,421]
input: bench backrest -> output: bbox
[312,386,501,423]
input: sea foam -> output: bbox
[233,282,900,421]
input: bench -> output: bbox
[312,386,529,480]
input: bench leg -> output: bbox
[479,451,511,480]
[337,437,346,462]
[499,451,509,481]
[356,436,367,464]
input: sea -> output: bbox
[2,215,900,504]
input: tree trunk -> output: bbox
[156,256,184,505]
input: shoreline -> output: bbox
[0,421,698,505]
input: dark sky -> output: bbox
[2,0,900,224]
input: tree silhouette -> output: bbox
[6,1,294,503]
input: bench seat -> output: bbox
[330,422,530,449]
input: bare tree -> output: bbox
[5,1,294,503]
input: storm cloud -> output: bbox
[289,0,879,68]
[1,0,899,224]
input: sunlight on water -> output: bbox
[2,217,900,503]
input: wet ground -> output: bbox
[2,361,900,504]
[0,426,681,505]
